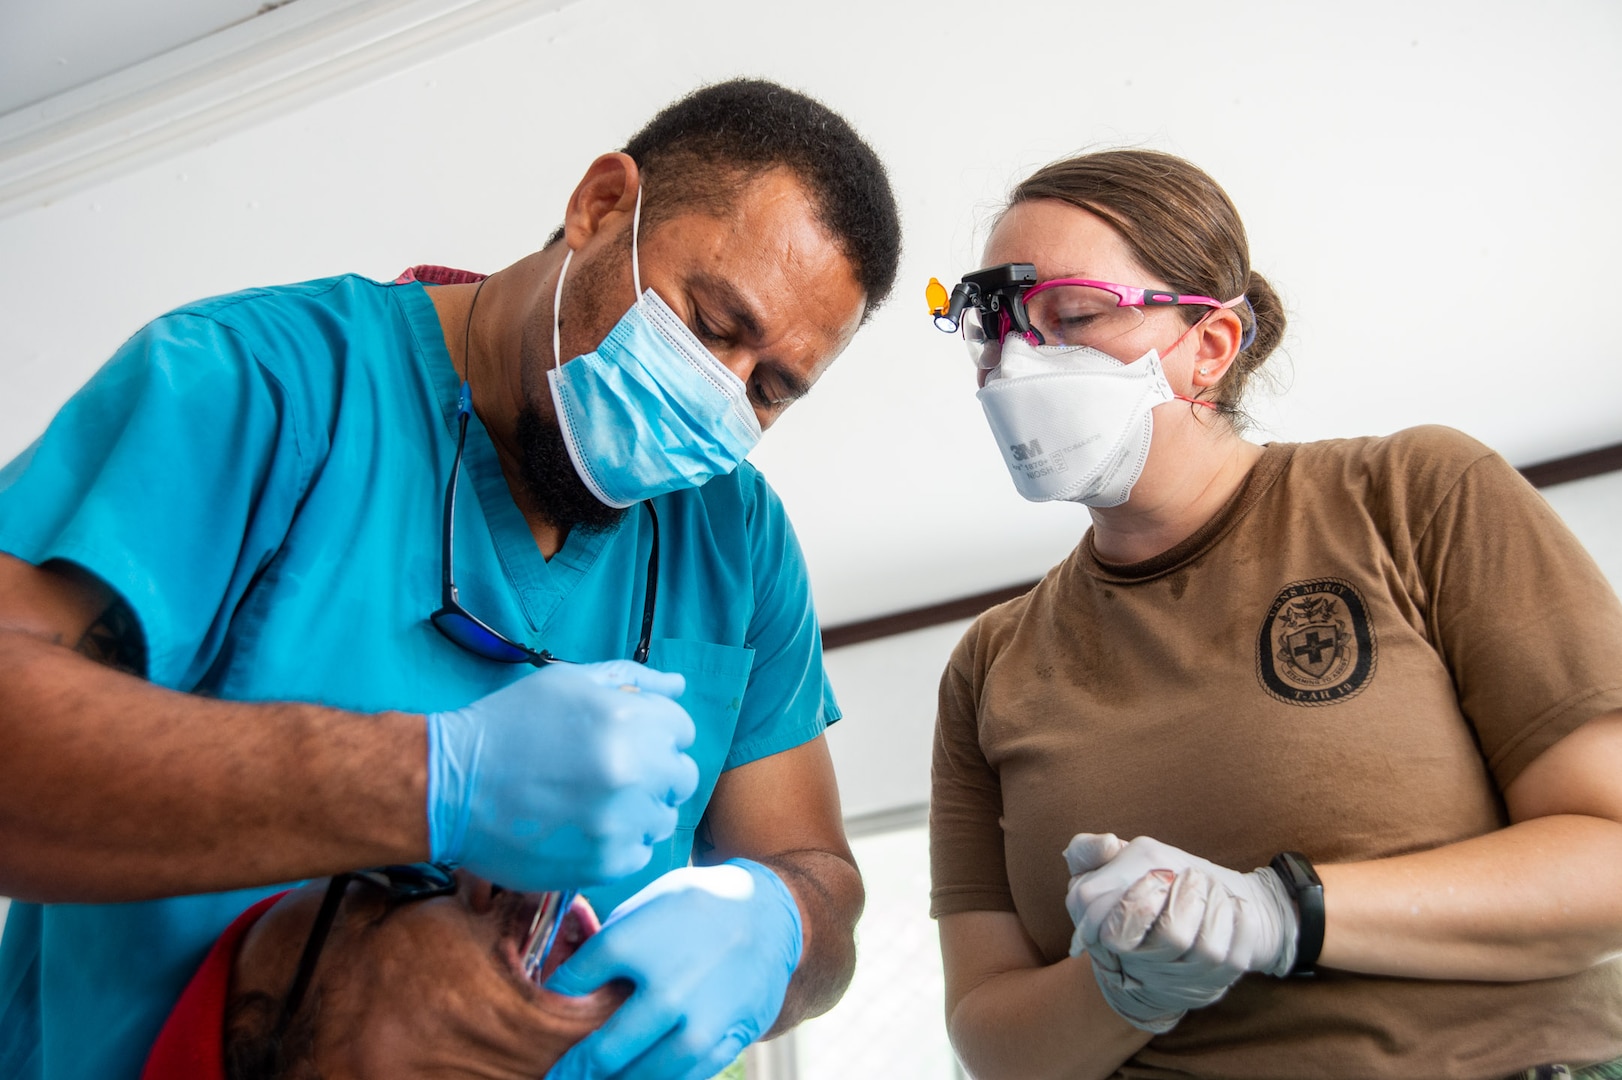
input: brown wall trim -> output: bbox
[821,581,1036,650]
[1518,441,1622,490]
[821,439,1622,651]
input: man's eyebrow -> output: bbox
[688,272,764,340]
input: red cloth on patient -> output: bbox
[393,265,486,285]
[141,892,288,1080]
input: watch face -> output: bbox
[1271,852,1321,891]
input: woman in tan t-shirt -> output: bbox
[928,150,1622,1079]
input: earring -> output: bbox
[1198,366,1210,376]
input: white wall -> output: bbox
[824,621,974,820]
[1541,472,1622,590]
[2,0,1620,628]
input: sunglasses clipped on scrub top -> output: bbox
[428,381,659,667]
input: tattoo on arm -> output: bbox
[76,597,148,678]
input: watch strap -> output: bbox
[1269,850,1324,976]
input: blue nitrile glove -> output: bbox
[544,858,803,1080]
[426,660,700,892]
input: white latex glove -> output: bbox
[1062,833,1298,1033]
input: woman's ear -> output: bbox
[561,153,641,253]
[1190,307,1243,391]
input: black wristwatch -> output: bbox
[1269,851,1324,977]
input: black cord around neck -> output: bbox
[461,274,490,391]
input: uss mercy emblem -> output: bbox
[1256,578,1376,706]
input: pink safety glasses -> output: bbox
[964,276,1245,370]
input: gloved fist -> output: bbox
[1063,834,1298,1033]
[426,660,700,892]
[545,858,803,1080]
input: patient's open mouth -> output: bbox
[499,892,601,985]
[542,897,600,980]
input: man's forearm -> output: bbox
[0,628,428,902]
[758,847,863,1033]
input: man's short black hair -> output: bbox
[554,78,902,316]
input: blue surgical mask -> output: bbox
[547,189,762,509]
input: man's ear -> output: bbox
[561,153,641,253]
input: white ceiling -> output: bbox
[0,0,274,115]
[1,0,1619,629]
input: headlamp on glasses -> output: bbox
[927,263,1039,339]
[929,263,1247,370]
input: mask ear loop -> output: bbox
[631,183,643,300]
[550,181,645,372]
[550,183,644,371]
[551,246,573,374]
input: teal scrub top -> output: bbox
[0,273,840,1080]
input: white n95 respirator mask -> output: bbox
[976,335,1179,507]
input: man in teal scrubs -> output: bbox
[0,78,901,1080]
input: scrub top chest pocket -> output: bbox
[643,638,755,831]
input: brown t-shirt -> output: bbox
[931,427,1622,1079]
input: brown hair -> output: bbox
[1005,149,1286,425]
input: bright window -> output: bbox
[780,817,964,1079]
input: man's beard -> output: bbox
[513,403,628,535]
[511,228,637,535]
